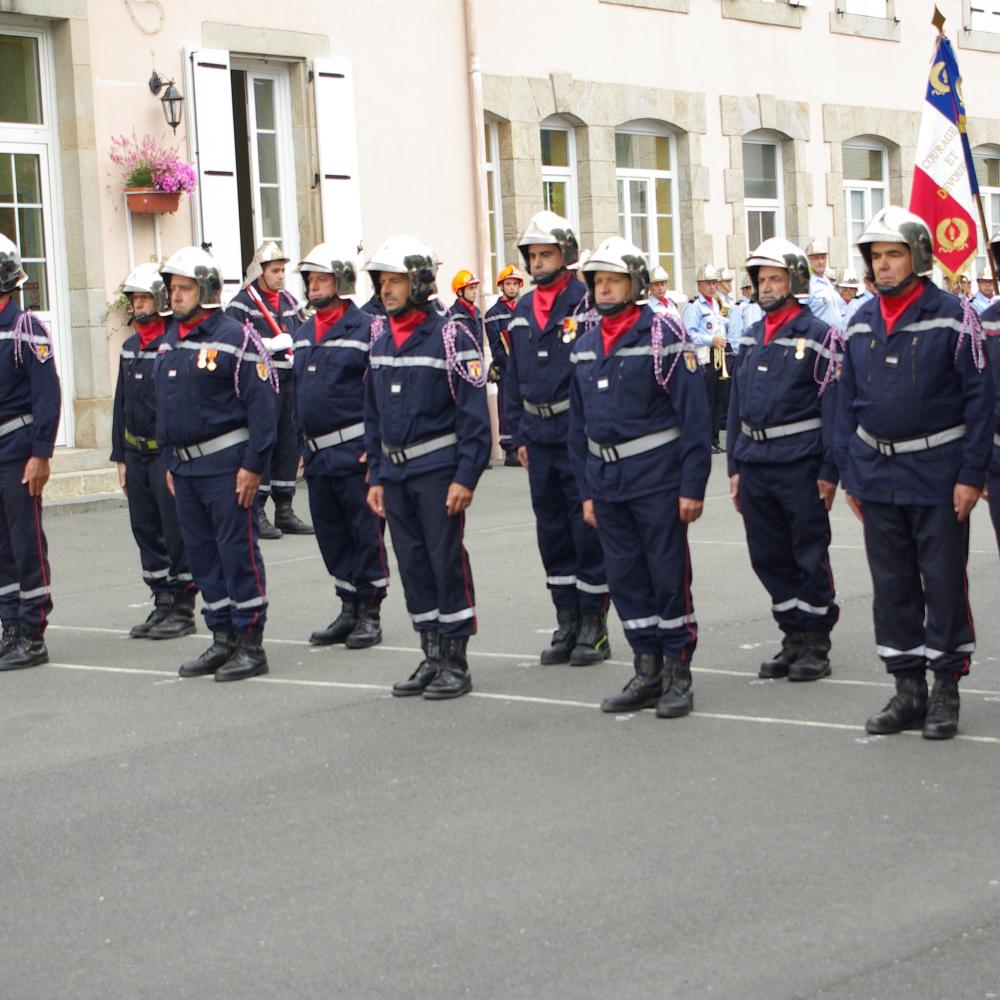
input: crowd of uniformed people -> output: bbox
[0,200,998,739]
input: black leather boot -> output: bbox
[788,632,832,682]
[0,626,48,670]
[600,652,663,713]
[345,600,382,649]
[570,611,611,666]
[130,592,174,638]
[257,497,282,540]
[656,657,694,718]
[503,449,520,467]
[273,498,314,535]
[179,630,236,677]
[148,589,197,640]
[922,675,960,740]
[393,630,442,697]
[309,600,358,645]
[865,674,928,734]
[423,635,473,700]
[0,622,16,657]
[759,632,804,679]
[540,608,580,665]
[216,630,269,682]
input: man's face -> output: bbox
[500,278,521,300]
[307,272,336,302]
[170,275,201,316]
[808,253,828,276]
[838,286,857,303]
[741,284,752,300]
[719,279,732,295]
[460,283,479,303]
[527,244,563,278]
[130,292,156,317]
[649,279,669,299]
[697,279,717,299]
[869,242,913,289]
[978,278,995,297]
[757,266,790,309]
[380,272,412,312]
[593,271,632,306]
[261,261,286,292]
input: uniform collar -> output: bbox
[0,297,20,328]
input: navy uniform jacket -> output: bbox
[364,307,490,490]
[447,299,484,347]
[503,276,587,448]
[154,310,277,477]
[0,298,60,464]
[361,295,386,318]
[293,302,372,477]
[110,327,167,462]
[568,306,712,503]
[978,300,1000,476]
[726,304,839,484]
[484,297,517,370]
[226,283,303,376]
[835,280,992,505]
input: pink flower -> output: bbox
[109,131,197,195]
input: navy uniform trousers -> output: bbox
[124,448,193,594]
[0,461,52,633]
[737,457,838,635]
[527,442,607,613]
[307,470,388,602]
[259,366,298,503]
[382,466,476,638]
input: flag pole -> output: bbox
[934,6,999,287]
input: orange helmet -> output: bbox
[496,264,524,287]
[451,269,480,295]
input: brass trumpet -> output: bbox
[713,345,731,381]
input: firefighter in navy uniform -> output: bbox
[505,210,610,666]
[448,270,484,348]
[568,237,711,717]
[293,243,387,649]
[364,235,490,700]
[0,234,59,670]
[727,238,840,681]
[111,263,197,640]
[485,264,523,465]
[978,230,1000,552]
[836,207,992,740]
[226,241,311,539]
[156,247,278,681]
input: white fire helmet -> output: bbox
[0,233,27,295]
[244,241,289,287]
[122,262,171,316]
[582,236,650,303]
[804,238,829,257]
[695,265,722,283]
[517,210,580,269]
[649,265,670,285]
[364,234,439,306]
[745,237,811,298]
[160,246,224,309]
[856,206,933,279]
[296,242,357,296]
[836,272,862,290]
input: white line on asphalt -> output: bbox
[41,661,1000,745]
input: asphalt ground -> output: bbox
[4,454,1000,1000]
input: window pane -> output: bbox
[615,133,668,171]
[543,179,567,217]
[0,155,12,203]
[257,134,278,185]
[21,260,47,311]
[657,213,674,257]
[975,153,1000,189]
[743,142,778,199]
[871,187,885,213]
[617,178,626,237]
[843,146,883,182]
[0,206,13,237]
[253,78,275,131]
[845,0,886,15]
[14,154,41,204]
[629,179,648,216]
[0,35,42,125]
[850,189,865,219]
[17,207,44,259]
[655,177,672,217]
[541,128,569,168]
[630,211,649,255]
[260,187,281,240]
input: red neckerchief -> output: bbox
[314,302,349,342]
[532,271,573,330]
[879,278,926,335]
[389,308,426,348]
[457,297,477,319]
[601,305,642,355]
[178,311,209,340]
[257,283,281,316]
[763,301,801,345]
[503,296,518,311]
[136,317,166,349]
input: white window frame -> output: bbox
[540,115,579,235]
[484,120,505,284]
[743,133,785,253]
[0,24,72,445]
[973,144,1000,279]
[614,122,680,283]
[842,138,888,279]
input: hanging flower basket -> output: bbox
[125,186,181,214]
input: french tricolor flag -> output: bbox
[909,32,978,282]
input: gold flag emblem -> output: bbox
[936,217,971,253]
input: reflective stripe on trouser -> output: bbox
[496,371,511,447]
[171,472,267,632]
[861,501,974,676]
[736,457,838,635]
[125,449,194,594]
[306,470,388,602]
[525,442,607,612]
[594,489,697,660]
[0,460,52,633]
[260,367,299,500]
[382,466,476,638]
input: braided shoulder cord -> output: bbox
[813,325,845,397]
[442,317,488,402]
[650,310,690,393]
[13,310,51,365]
[571,292,600,333]
[955,297,986,372]
[235,320,280,399]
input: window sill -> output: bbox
[599,0,689,10]
[829,11,901,42]
[959,27,1000,54]
[721,0,803,29]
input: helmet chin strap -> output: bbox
[876,272,917,298]
[132,312,159,326]
[759,293,792,314]
[309,294,336,310]
[173,305,202,324]
[532,266,565,287]
[595,300,631,317]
